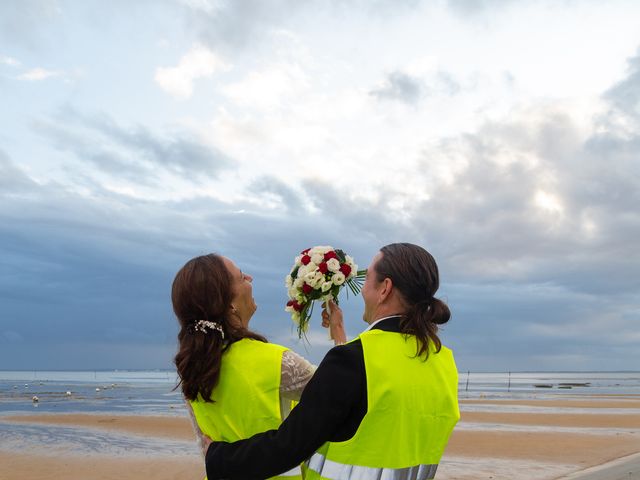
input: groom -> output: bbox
[205,242,460,480]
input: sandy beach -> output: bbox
[1,396,639,479]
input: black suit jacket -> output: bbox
[204,316,404,479]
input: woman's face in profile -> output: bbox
[222,257,257,326]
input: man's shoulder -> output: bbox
[318,338,363,370]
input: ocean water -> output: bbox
[0,370,183,416]
[457,371,640,399]
[1,370,638,416]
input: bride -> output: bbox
[171,253,345,479]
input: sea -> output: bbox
[0,370,639,416]
[1,370,639,461]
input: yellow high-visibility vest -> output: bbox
[190,338,303,479]
[305,329,460,480]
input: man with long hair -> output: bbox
[205,243,460,480]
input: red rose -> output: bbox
[302,283,313,294]
[292,300,303,312]
[286,300,294,307]
[318,262,328,274]
[301,248,311,255]
[301,255,311,265]
[324,251,338,261]
[339,264,352,276]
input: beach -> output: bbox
[0,396,638,479]
[1,371,639,479]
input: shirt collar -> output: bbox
[363,315,403,332]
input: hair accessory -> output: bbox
[193,320,225,339]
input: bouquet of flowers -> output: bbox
[285,246,366,339]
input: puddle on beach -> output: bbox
[0,422,199,458]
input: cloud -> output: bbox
[0,150,375,368]
[178,0,424,53]
[0,149,39,192]
[604,48,640,118]
[370,70,424,105]
[179,0,304,52]
[154,44,229,99]
[32,108,234,183]
[0,55,20,66]
[17,67,62,81]
[247,176,303,211]
[369,69,463,105]
[222,60,310,110]
[0,1,62,49]
[446,0,518,17]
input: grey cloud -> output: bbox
[436,71,462,96]
[181,0,424,53]
[0,0,62,50]
[0,155,376,368]
[605,48,640,118]
[32,109,233,183]
[0,149,39,191]
[182,0,303,52]
[446,0,518,17]
[247,175,303,211]
[370,71,424,105]
[370,70,464,105]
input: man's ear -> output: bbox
[378,277,393,303]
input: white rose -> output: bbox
[285,305,295,313]
[332,272,346,285]
[326,258,340,273]
[311,253,324,265]
[349,264,358,278]
[288,286,298,298]
[321,281,333,292]
[295,255,303,266]
[285,275,293,287]
[293,277,304,289]
[297,265,308,278]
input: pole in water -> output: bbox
[508,371,511,392]
[465,370,470,391]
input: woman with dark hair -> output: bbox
[172,253,346,479]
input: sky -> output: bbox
[1,0,639,371]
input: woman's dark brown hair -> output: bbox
[374,243,450,360]
[172,253,266,402]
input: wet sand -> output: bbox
[0,395,639,479]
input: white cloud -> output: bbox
[17,67,61,81]
[1,55,20,66]
[154,44,229,99]
[222,61,310,110]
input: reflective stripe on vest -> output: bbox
[306,452,438,480]
[279,465,304,477]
